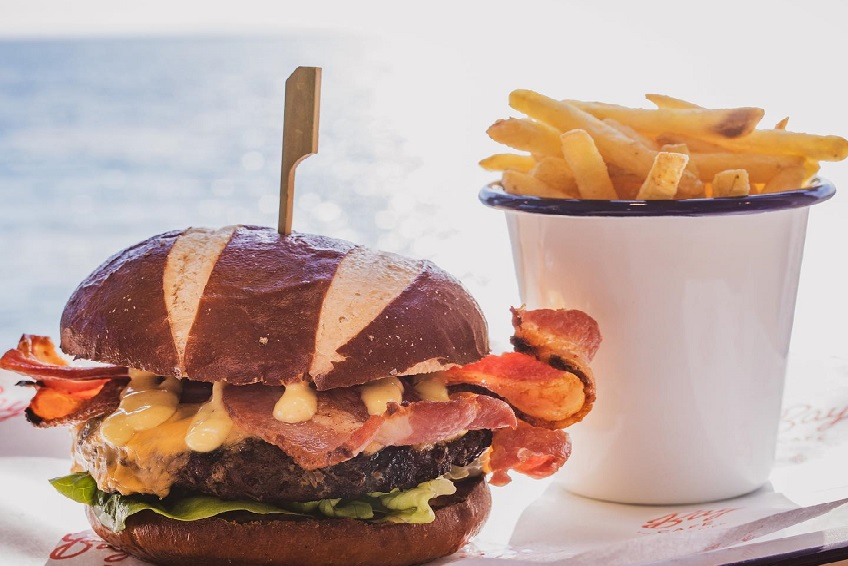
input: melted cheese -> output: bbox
[185,383,233,452]
[273,382,318,423]
[80,368,255,497]
[79,404,197,497]
[100,374,181,446]
[115,406,197,494]
[77,402,250,498]
[414,374,450,401]
[360,376,404,415]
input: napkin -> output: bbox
[9,355,848,565]
[460,355,848,564]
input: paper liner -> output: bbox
[35,356,848,565]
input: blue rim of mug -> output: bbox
[478,178,836,217]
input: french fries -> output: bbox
[688,153,805,183]
[704,129,848,162]
[637,152,690,200]
[560,130,617,199]
[482,89,847,200]
[655,133,732,154]
[509,90,657,177]
[762,166,808,194]
[531,157,580,198]
[603,118,659,150]
[712,169,751,197]
[479,153,536,173]
[487,118,563,157]
[645,93,701,110]
[568,100,765,139]
[502,170,573,199]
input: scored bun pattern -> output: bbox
[164,226,237,374]
[183,227,356,386]
[308,245,424,379]
[60,225,489,389]
[61,230,183,372]
[314,261,490,390]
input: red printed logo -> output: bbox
[640,508,738,534]
[0,385,26,422]
[781,403,848,440]
[778,402,848,464]
[50,532,130,563]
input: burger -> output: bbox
[1,225,600,566]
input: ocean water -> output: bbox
[2,28,846,362]
[0,34,515,351]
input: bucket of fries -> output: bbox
[479,90,846,505]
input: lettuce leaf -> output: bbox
[50,473,98,505]
[50,472,457,532]
[377,475,457,523]
[51,473,303,531]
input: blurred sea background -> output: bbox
[0,34,499,343]
[2,0,848,360]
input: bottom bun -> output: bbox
[87,477,491,566]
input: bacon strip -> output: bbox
[487,421,572,486]
[0,335,128,424]
[372,393,517,447]
[3,307,600,485]
[441,308,601,429]
[223,384,517,470]
[25,379,125,427]
[443,352,590,429]
[223,307,600,476]
[511,306,601,370]
[1,335,128,390]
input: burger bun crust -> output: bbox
[87,476,491,566]
[60,226,489,389]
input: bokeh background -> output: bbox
[1,0,846,360]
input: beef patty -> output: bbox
[172,430,492,503]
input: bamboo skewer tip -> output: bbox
[278,66,322,235]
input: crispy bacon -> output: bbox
[223,385,382,470]
[223,307,600,478]
[443,352,591,429]
[487,421,572,486]
[223,384,517,470]
[441,307,601,430]
[1,335,128,388]
[25,379,125,427]
[511,306,601,369]
[439,307,599,481]
[0,335,128,424]
[373,393,517,447]
[1,307,600,486]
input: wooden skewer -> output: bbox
[278,66,322,235]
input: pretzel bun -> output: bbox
[60,225,489,389]
[87,476,491,566]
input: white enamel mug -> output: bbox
[480,181,835,505]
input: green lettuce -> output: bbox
[50,472,457,532]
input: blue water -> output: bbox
[0,34,503,349]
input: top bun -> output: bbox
[60,226,489,389]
